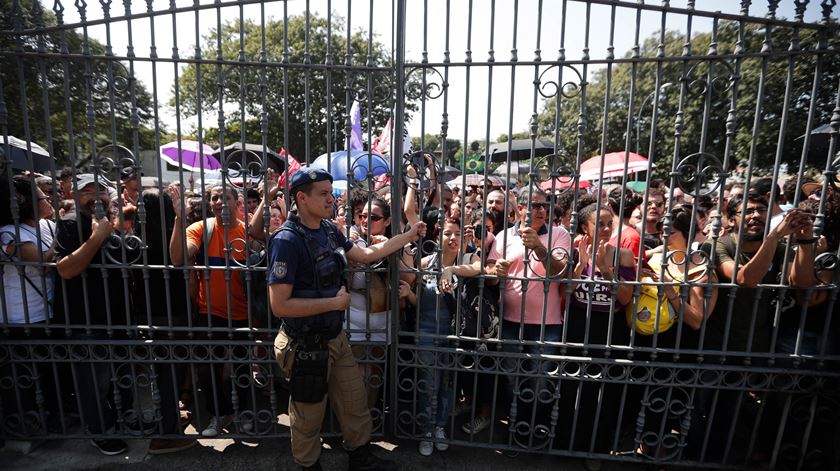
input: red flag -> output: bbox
[278,148,301,188]
[372,117,392,155]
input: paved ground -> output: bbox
[2,435,656,471]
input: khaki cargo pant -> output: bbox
[274,328,372,467]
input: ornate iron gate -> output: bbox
[1,1,839,470]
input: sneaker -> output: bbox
[418,434,434,456]
[90,438,127,456]
[434,426,449,452]
[201,415,233,437]
[348,444,397,471]
[148,438,198,455]
[461,415,491,434]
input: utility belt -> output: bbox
[282,314,343,343]
[282,325,343,404]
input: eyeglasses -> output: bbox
[359,213,384,222]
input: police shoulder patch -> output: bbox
[272,261,288,278]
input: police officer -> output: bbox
[269,168,425,471]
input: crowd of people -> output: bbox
[1,161,838,470]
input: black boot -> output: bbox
[347,444,397,471]
[300,460,323,471]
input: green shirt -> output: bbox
[700,235,788,354]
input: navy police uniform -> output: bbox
[269,168,389,471]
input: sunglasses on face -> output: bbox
[360,213,384,222]
[526,203,550,210]
[649,200,665,208]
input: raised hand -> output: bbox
[406,162,418,179]
[408,221,427,241]
[518,226,545,251]
[641,266,659,281]
[398,280,413,299]
[494,259,511,278]
[464,224,476,245]
[91,214,112,243]
[772,208,810,239]
[370,234,389,245]
[439,266,454,293]
[577,234,593,266]
[791,209,815,240]
[594,236,610,272]
[266,168,279,185]
[166,184,183,219]
[266,178,281,201]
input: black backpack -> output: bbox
[445,252,500,341]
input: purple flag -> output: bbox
[347,100,364,151]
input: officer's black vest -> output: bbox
[280,214,345,339]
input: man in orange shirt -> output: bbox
[169,184,253,437]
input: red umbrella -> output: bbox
[540,178,592,191]
[578,151,653,181]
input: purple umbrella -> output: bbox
[160,140,221,172]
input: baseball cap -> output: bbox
[74,173,113,191]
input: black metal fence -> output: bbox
[1,1,839,469]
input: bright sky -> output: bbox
[53,0,833,150]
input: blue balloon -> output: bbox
[310,150,390,182]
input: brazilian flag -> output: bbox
[463,154,484,173]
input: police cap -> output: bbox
[290,167,334,195]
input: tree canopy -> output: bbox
[1,0,158,169]
[174,14,414,163]
[537,21,840,177]
[411,134,462,167]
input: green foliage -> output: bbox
[1,0,159,169]
[537,22,840,178]
[494,132,531,144]
[410,134,462,166]
[174,14,414,162]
